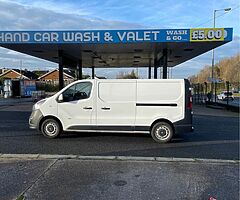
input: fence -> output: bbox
[192,81,239,105]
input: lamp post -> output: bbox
[211,7,231,101]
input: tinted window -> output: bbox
[62,82,92,102]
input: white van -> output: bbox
[29,79,193,143]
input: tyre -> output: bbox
[41,118,61,138]
[151,121,173,143]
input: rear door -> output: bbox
[135,80,184,126]
[96,80,136,131]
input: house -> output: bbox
[0,69,30,80]
[38,69,75,85]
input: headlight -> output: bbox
[33,99,46,110]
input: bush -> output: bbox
[36,82,59,92]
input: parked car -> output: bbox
[217,91,234,101]
[232,88,240,93]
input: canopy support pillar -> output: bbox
[162,48,168,79]
[58,50,64,90]
[92,66,95,79]
[77,59,82,80]
[148,66,151,79]
[154,58,158,79]
[148,59,152,79]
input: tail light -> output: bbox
[187,89,192,109]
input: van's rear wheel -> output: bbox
[41,118,61,138]
[151,122,173,143]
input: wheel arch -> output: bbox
[150,118,175,134]
[39,115,63,132]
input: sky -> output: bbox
[0,0,239,78]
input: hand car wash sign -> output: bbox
[0,28,232,44]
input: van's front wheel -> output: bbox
[41,118,61,138]
[151,122,173,143]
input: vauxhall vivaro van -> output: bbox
[29,79,193,143]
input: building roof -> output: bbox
[38,68,74,80]
[0,69,30,80]
[14,69,39,80]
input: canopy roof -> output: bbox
[0,28,233,68]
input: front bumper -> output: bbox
[29,109,43,130]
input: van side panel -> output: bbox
[96,80,136,126]
[135,80,185,128]
[40,97,59,119]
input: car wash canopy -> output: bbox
[0,28,233,89]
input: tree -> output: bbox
[189,54,240,84]
[116,70,138,79]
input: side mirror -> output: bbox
[58,94,63,102]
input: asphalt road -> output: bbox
[1,158,239,200]
[0,105,238,160]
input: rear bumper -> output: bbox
[29,109,43,130]
[173,107,193,134]
[174,124,194,134]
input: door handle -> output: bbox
[83,106,92,110]
[101,107,110,110]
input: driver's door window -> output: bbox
[62,82,92,102]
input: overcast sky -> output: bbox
[0,0,239,78]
